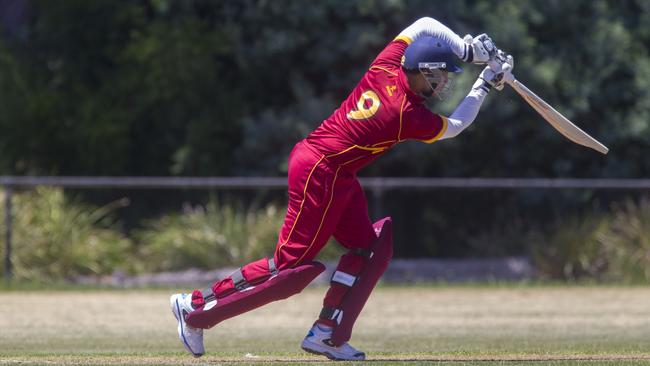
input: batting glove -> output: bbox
[462,33,496,64]
[478,52,514,91]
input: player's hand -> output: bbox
[489,50,515,83]
[500,55,514,84]
[463,33,496,64]
[476,53,514,91]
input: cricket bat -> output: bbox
[507,78,609,154]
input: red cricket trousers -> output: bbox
[208,140,376,316]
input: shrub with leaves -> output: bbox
[9,187,131,281]
[136,199,347,272]
[533,196,650,283]
[596,197,650,282]
[135,201,285,271]
[531,215,609,281]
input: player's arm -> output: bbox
[397,17,494,64]
[440,60,514,140]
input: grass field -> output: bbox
[1,286,650,365]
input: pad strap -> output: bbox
[202,288,216,303]
[268,258,279,276]
[231,268,250,291]
[319,306,344,325]
[231,258,277,292]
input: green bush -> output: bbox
[531,215,609,281]
[9,187,132,281]
[1,188,347,281]
[135,201,284,271]
[135,200,347,272]
[533,197,650,283]
[596,197,650,282]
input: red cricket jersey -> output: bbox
[306,39,448,173]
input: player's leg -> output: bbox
[301,179,393,360]
[327,216,392,345]
[181,142,354,330]
[317,181,377,332]
[171,258,325,357]
[169,142,318,357]
[272,145,356,271]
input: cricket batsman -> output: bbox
[170,16,513,360]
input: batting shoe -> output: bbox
[301,324,366,361]
[170,293,205,357]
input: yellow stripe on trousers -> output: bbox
[293,165,342,266]
[276,155,325,256]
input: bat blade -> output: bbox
[508,78,609,155]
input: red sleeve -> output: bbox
[370,39,409,69]
[400,103,448,143]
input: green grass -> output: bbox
[1,286,650,365]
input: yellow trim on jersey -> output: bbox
[369,65,398,76]
[419,115,449,144]
[394,35,413,44]
[276,155,325,257]
[397,95,407,141]
[294,165,342,266]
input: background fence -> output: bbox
[3,176,650,281]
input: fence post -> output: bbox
[4,185,12,281]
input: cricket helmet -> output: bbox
[401,36,461,99]
[401,36,463,73]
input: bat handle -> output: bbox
[506,74,517,86]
